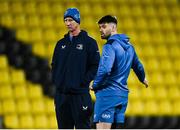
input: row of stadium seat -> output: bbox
[0,0,179,128]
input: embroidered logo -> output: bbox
[61,45,66,49]
[102,113,111,119]
[82,106,88,111]
[76,44,83,50]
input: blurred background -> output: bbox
[0,0,179,128]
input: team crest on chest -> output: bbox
[76,44,83,50]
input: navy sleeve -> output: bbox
[93,43,115,90]
[81,38,100,86]
[51,40,60,84]
[131,49,145,83]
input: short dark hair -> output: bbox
[98,15,117,24]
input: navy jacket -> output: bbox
[51,30,100,94]
[93,34,145,97]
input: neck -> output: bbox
[111,30,117,36]
[70,26,81,36]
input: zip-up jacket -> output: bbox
[51,30,100,94]
[92,34,145,97]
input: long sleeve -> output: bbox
[81,39,100,86]
[93,44,115,90]
[131,49,145,83]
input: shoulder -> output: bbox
[106,39,115,45]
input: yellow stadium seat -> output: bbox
[174,60,180,72]
[130,5,143,18]
[128,71,140,86]
[24,1,37,14]
[66,2,78,8]
[129,87,141,101]
[147,18,161,31]
[141,87,154,100]
[53,16,66,29]
[47,43,56,59]
[0,14,13,28]
[10,69,26,85]
[144,6,156,17]
[0,85,13,99]
[16,28,30,42]
[135,18,147,31]
[130,100,144,116]
[37,2,50,15]
[51,2,64,15]
[151,31,164,45]
[32,43,46,57]
[48,114,58,128]
[14,84,28,99]
[165,31,178,44]
[92,5,104,17]
[118,5,131,17]
[44,29,57,43]
[2,99,16,114]
[168,86,180,100]
[169,45,180,59]
[138,31,151,44]
[158,101,172,116]
[10,1,23,14]
[0,71,10,85]
[123,17,135,30]
[0,55,8,70]
[27,83,43,99]
[141,45,155,58]
[146,59,159,72]
[79,3,91,16]
[172,100,180,115]
[81,17,94,29]
[0,1,9,14]
[34,114,48,128]
[164,72,176,85]
[16,99,31,114]
[153,0,165,6]
[157,6,169,18]
[4,114,19,128]
[170,5,180,18]
[161,19,173,31]
[144,100,158,116]
[151,72,163,85]
[29,28,42,42]
[155,87,168,100]
[159,59,172,72]
[27,15,40,28]
[105,4,117,15]
[41,16,53,29]
[44,97,55,115]
[19,114,34,128]
[155,45,168,58]
[13,14,27,28]
[31,99,45,114]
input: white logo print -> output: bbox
[82,106,88,111]
[61,45,66,49]
[76,44,83,50]
[102,114,111,119]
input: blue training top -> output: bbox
[92,34,145,97]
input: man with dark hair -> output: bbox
[90,15,148,129]
[51,8,100,129]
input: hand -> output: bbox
[89,81,94,90]
[143,78,148,88]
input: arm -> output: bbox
[131,49,148,87]
[82,39,100,86]
[92,44,115,90]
